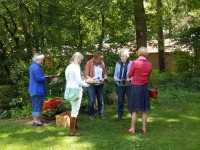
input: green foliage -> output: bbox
[0,85,17,110]
[103,51,119,76]
[154,70,200,103]
[0,110,11,119]
[103,78,118,105]
[174,27,200,74]
[0,0,200,119]
[41,108,57,118]
[155,89,200,104]
[46,82,65,98]
[9,60,30,102]
[10,97,32,118]
[157,72,197,91]
[21,104,32,117]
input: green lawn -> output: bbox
[0,102,200,150]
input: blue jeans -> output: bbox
[117,85,132,118]
[87,84,104,116]
[31,95,45,117]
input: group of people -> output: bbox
[28,46,152,136]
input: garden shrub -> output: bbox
[0,85,17,110]
[0,110,11,119]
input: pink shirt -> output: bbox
[128,56,152,85]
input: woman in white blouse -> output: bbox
[65,52,89,136]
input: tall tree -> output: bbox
[133,0,147,49]
[157,0,165,72]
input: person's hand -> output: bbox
[126,72,129,76]
[86,78,95,83]
[81,76,86,80]
[85,78,91,83]
[47,77,51,82]
[114,78,121,82]
[125,79,131,83]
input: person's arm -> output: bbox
[33,67,49,82]
[74,65,89,87]
[127,61,135,78]
[126,61,132,81]
[114,63,120,81]
[101,60,107,79]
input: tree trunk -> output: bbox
[18,0,32,61]
[78,15,83,49]
[99,14,105,51]
[38,0,44,49]
[133,0,147,49]
[157,0,165,72]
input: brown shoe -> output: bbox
[69,117,81,136]
[69,130,81,136]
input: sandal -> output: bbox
[127,129,136,135]
[141,129,147,134]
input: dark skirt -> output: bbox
[128,84,150,113]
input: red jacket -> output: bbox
[128,57,152,85]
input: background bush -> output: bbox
[0,85,17,110]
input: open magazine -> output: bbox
[44,74,60,84]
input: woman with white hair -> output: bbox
[28,53,50,126]
[65,52,89,136]
[127,47,152,134]
[114,49,132,120]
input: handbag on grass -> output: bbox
[149,70,158,99]
[64,87,80,101]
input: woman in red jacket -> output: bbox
[127,47,152,134]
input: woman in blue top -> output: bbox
[114,49,132,120]
[28,53,50,126]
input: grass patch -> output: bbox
[0,102,200,150]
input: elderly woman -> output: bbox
[28,53,50,126]
[127,47,152,134]
[84,51,107,121]
[114,49,132,120]
[65,52,89,136]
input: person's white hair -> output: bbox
[137,47,148,57]
[119,49,130,58]
[70,52,83,64]
[32,53,45,62]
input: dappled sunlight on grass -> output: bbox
[180,115,200,121]
[0,102,200,149]
[125,134,142,141]
[165,118,180,122]
[148,116,180,123]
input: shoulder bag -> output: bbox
[149,71,158,99]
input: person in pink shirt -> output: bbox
[127,47,152,134]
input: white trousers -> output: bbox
[70,91,82,117]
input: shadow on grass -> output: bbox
[0,103,200,150]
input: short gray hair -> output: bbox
[32,53,45,62]
[119,49,130,58]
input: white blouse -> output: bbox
[65,63,88,88]
[94,65,103,80]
